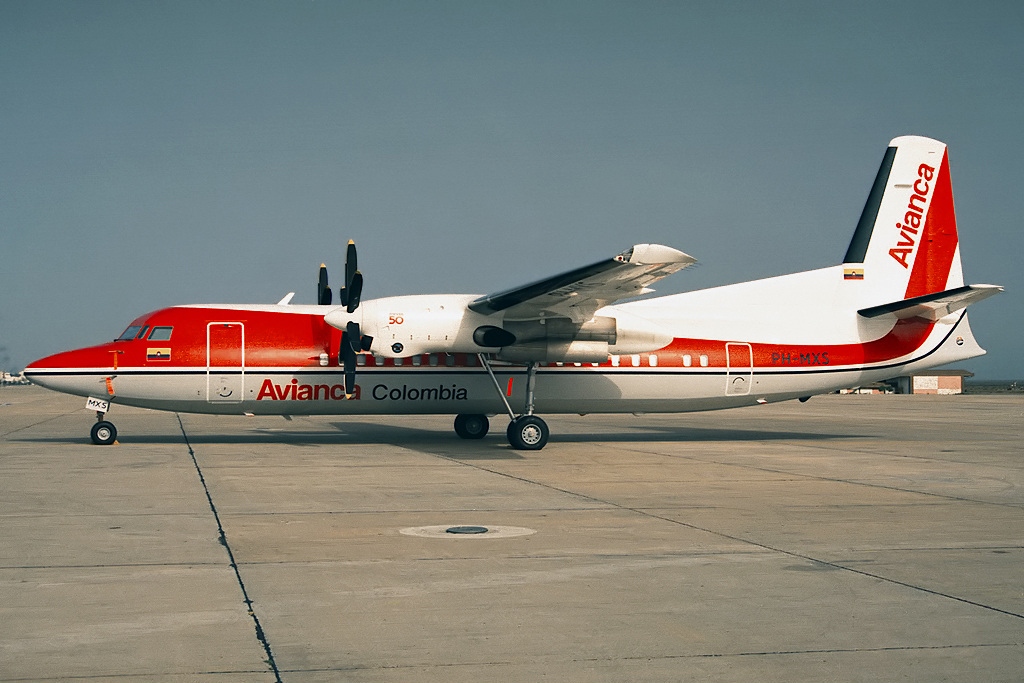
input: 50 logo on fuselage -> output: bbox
[255,378,467,402]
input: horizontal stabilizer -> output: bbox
[858,284,1002,320]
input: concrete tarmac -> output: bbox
[1,385,1022,681]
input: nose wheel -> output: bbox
[90,419,118,445]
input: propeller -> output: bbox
[329,240,372,397]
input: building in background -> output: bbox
[887,370,974,395]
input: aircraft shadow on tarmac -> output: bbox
[13,421,866,457]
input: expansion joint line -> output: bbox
[176,414,283,683]
[0,409,80,438]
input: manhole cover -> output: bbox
[400,525,536,539]
[446,525,489,535]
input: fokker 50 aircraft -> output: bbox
[26,136,1001,450]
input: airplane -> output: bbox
[24,136,1002,450]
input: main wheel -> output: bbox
[506,415,549,450]
[454,414,489,439]
[90,420,117,446]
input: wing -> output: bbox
[468,244,696,322]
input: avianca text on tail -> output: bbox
[889,162,935,268]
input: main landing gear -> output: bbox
[453,411,550,450]
[454,413,489,439]
[90,411,118,445]
[465,354,549,451]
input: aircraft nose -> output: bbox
[23,345,119,394]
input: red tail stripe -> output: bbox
[906,150,958,298]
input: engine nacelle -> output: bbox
[326,294,496,358]
[606,308,674,355]
[498,340,610,363]
[495,311,671,362]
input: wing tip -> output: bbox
[626,243,697,266]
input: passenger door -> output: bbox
[206,322,245,403]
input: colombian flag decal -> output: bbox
[147,348,171,361]
[843,268,864,280]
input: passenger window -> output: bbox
[148,326,173,341]
[116,326,142,341]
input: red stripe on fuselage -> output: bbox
[26,305,937,376]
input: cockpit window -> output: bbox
[148,326,173,341]
[116,325,142,341]
[135,326,150,340]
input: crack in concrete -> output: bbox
[176,414,283,683]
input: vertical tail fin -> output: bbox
[843,136,963,301]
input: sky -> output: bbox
[1,1,1021,379]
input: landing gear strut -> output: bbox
[478,354,550,450]
[90,411,117,445]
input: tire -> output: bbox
[506,415,549,450]
[454,414,489,439]
[90,420,117,446]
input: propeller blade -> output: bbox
[346,321,361,352]
[340,329,358,397]
[339,240,359,309]
[317,264,332,305]
[344,363,356,397]
[346,272,363,313]
[345,240,358,288]
[342,320,365,397]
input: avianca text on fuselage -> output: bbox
[257,378,358,401]
[255,378,469,402]
[889,163,935,268]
